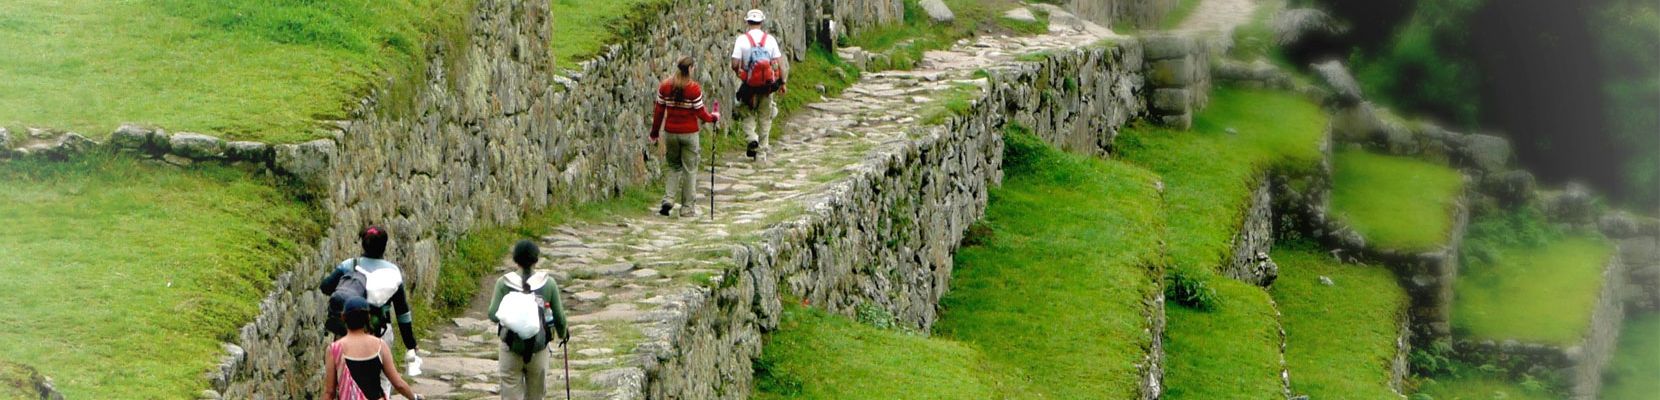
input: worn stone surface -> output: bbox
[1312,60,1363,106]
[919,0,954,22]
[1273,8,1345,46]
[168,132,225,159]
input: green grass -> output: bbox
[1603,314,1660,400]
[1227,0,1286,63]
[1414,375,1556,400]
[843,0,1046,71]
[1330,149,1465,253]
[1453,233,1613,345]
[549,0,662,70]
[1159,0,1204,29]
[0,0,469,143]
[1272,247,1408,399]
[917,83,985,125]
[935,129,1166,398]
[752,305,1029,400]
[1117,86,1327,285]
[1115,86,1326,398]
[1162,280,1285,399]
[0,361,37,399]
[0,156,322,398]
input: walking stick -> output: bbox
[710,100,721,220]
[562,341,572,399]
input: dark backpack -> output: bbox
[500,272,553,361]
[325,258,394,337]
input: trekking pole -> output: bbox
[563,342,572,399]
[710,100,721,220]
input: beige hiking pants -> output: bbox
[740,91,777,152]
[662,133,700,206]
[497,342,551,400]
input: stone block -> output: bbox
[1481,170,1536,207]
[919,0,954,23]
[1312,60,1363,105]
[0,127,9,150]
[1158,113,1193,130]
[1456,133,1512,173]
[1151,88,1191,113]
[1141,34,1195,60]
[275,139,335,186]
[225,141,272,163]
[1149,58,1196,87]
[169,132,226,159]
[110,125,152,150]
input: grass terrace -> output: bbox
[1115,86,1327,398]
[1330,149,1466,253]
[549,0,661,70]
[843,0,1048,71]
[0,0,469,143]
[0,157,322,398]
[935,129,1166,398]
[1161,279,1285,399]
[751,305,1029,400]
[1454,228,1614,345]
[1603,314,1660,400]
[1272,247,1408,399]
[1414,375,1555,400]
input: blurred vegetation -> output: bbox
[1590,0,1660,208]
[1456,210,1613,345]
[1347,0,1483,128]
[1330,149,1466,252]
[1602,314,1660,400]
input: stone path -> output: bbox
[1175,0,1259,34]
[412,8,1116,400]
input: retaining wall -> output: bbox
[652,40,1175,399]
[218,0,904,397]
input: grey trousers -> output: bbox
[662,133,701,206]
[498,342,551,400]
[739,92,777,150]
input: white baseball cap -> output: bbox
[745,9,766,23]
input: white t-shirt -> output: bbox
[731,29,782,61]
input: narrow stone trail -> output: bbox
[412,12,1119,400]
[1174,0,1259,34]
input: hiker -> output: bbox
[322,297,423,400]
[652,56,721,218]
[488,240,571,400]
[731,8,786,162]
[320,226,423,382]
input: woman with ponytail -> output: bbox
[651,56,721,218]
[487,240,568,399]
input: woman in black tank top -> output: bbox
[324,298,423,400]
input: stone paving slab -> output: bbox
[416,11,1117,400]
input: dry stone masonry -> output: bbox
[412,11,1180,398]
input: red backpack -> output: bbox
[741,32,777,89]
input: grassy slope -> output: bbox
[1116,87,1327,399]
[0,0,467,143]
[752,305,1028,400]
[1603,314,1660,400]
[1415,376,1556,400]
[0,157,321,398]
[1331,149,1465,253]
[936,130,1165,398]
[549,0,661,70]
[1272,248,1408,399]
[1454,234,1613,345]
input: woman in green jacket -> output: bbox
[487,240,570,400]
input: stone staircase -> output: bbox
[411,12,1118,400]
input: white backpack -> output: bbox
[495,271,549,338]
[357,265,404,306]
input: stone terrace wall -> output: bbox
[1065,0,1179,29]
[220,0,903,397]
[1224,178,1278,286]
[650,40,1170,399]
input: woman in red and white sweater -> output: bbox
[652,56,720,218]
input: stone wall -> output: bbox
[1064,0,1179,29]
[1224,178,1279,286]
[1142,34,1213,129]
[642,40,1167,399]
[218,0,905,397]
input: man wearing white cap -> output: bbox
[730,8,786,162]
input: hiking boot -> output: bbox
[746,140,759,159]
[658,201,673,216]
[679,206,701,219]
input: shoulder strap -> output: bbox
[759,32,768,47]
[746,31,759,48]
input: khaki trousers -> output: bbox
[662,133,700,206]
[497,342,551,399]
[739,91,777,151]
